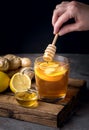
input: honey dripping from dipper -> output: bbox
[43,34,59,62]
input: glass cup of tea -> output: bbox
[34,55,69,102]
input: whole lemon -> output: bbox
[0,71,10,92]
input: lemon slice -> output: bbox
[0,71,10,93]
[40,61,59,68]
[10,73,31,93]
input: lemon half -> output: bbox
[10,73,31,93]
[0,71,10,93]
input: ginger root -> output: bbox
[0,57,10,72]
[20,67,35,80]
[3,54,21,70]
[20,57,32,67]
[0,54,32,72]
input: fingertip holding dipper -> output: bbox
[43,34,59,62]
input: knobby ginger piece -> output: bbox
[0,57,10,72]
[20,57,32,67]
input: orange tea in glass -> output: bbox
[34,55,69,102]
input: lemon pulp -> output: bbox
[10,73,31,93]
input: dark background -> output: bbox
[0,0,89,55]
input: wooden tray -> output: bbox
[0,78,87,128]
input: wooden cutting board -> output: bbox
[0,78,87,128]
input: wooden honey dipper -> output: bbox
[43,34,59,61]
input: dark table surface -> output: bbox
[0,53,89,130]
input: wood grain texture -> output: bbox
[0,78,87,128]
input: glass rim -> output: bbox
[34,55,69,68]
[35,55,69,61]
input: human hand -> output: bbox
[52,1,89,35]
